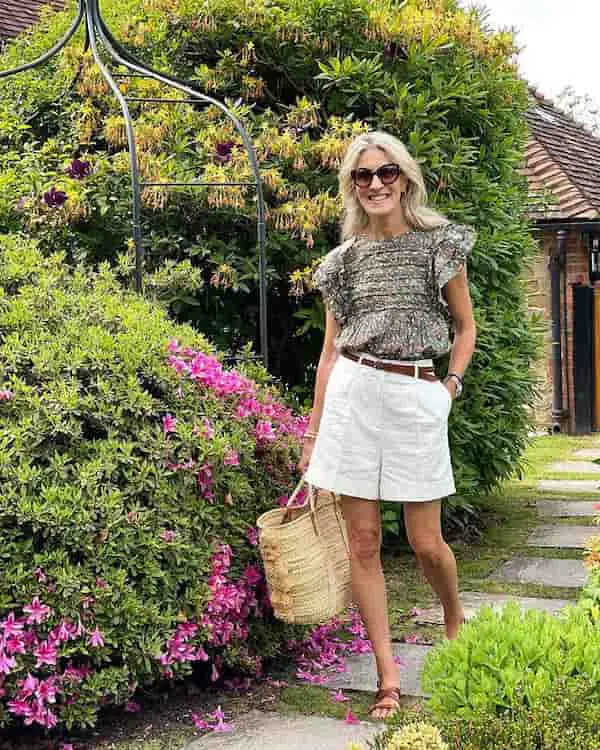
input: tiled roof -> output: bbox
[0,1,64,41]
[525,90,600,220]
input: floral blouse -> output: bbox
[312,222,476,360]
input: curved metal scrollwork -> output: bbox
[1,0,269,368]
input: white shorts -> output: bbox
[304,353,456,502]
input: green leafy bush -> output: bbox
[0,233,305,730]
[421,602,600,719]
[0,0,541,517]
[367,678,600,750]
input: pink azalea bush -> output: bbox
[0,236,309,731]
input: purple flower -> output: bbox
[246,527,259,546]
[215,141,235,162]
[162,414,177,435]
[160,529,177,543]
[34,641,57,668]
[0,650,17,674]
[125,700,141,713]
[43,186,68,208]
[23,596,52,625]
[331,689,349,702]
[87,627,105,648]
[192,713,212,729]
[255,420,276,444]
[223,449,240,467]
[67,158,91,179]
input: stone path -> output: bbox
[492,557,587,587]
[548,460,600,473]
[537,479,600,493]
[413,591,571,625]
[188,709,382,749]
[326,644,431,697]
[527,524,597,548]
[537,499,599,517]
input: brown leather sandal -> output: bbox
[368,685,402,718]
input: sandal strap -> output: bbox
[369,686,401,712]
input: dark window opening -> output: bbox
[588,235,600,283]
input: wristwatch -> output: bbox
[444,372,464,398]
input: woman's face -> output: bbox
[353,147,409,220]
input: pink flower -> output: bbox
[211,663,220,682]
[224,449,240,467]
[344,708,360,725]
[246,527,259,546]
[403,633,419,644]
[192,713,211,730]
[0,389,14,400]
[594,502,600,510]
[162,413,177,434]
[195,416,215,439]
[167,339,181,353]
[331,689,349,702]
[0,650,17,674]
[34,567,47,583]
[18,673,39,697]
[61,744,75,750]
[255,420,276,443]
[95,577,108,589]
[243,564,262,586]
[1,612,24,637]
[125,700,141,713]
[87,627,105,648]
[160,529,177,543]
[210,706,233,733]
[34,641,57,668]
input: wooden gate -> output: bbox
[573,285,594,433]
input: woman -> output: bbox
[298,131,477,720]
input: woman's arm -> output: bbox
[443,267,477,398]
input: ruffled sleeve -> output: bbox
[433,223,477,303]
[312,238,354,325]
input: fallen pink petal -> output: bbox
[344,708,360,725]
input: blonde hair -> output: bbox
[339,131,449,240]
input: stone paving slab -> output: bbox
[527,525,598,548]
[537,479,600,493]
[413,591,573,625]
[537,500,599,517]
[548,461,600,473]
[573,449,600,459]
[325,644,431,697]
[184,709,381,749]
[491,557,588,588]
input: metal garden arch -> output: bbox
[0,0,269,368]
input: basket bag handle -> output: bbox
[281,479,351,557]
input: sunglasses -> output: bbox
[351,163,401,188]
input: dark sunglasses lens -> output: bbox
[378,164,401,184]
[353,169,373,187]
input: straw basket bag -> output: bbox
[256,479,353,624]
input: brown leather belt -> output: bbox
[342,350,438,381]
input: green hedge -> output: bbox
[0,233,304,730]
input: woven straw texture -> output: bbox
[257,485,352,624]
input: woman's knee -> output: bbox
[409,535,445,567]
[348,523,381,566]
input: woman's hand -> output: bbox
[297,439,315,474]
[443,378,457,400]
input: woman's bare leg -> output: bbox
[403,500,464,639]
[340,495,399,719]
